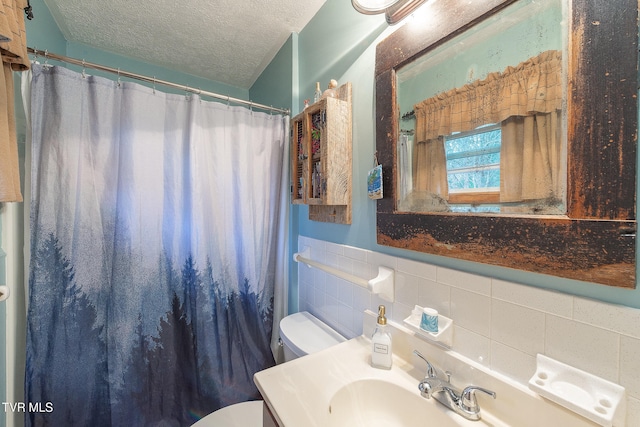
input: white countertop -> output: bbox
[254,312,600,427]
[253,335,496,427]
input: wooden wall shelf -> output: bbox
[291,82,352,224]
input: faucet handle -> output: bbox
[460,386,496,413]
[418,378,435,399]
[413,350,436,378]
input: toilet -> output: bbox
[192,311,346,427]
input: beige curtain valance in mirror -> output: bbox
[414,50,562,140]
[412,50,563,204]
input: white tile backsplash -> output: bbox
[325,241,344,255]
[620,335,640,398]
[453,325,491,366]
[417,276,451,317]
[437,266,492,296]
[491,299,545,356]
[451,287,492,337]
[573,297,640,339]
[490,340,537,384]
[545,315,620,382]
[394,271,420,306]
[397,257,437,279]
[492,279,574,318]
[295,236,640,426]
[343,244,368,262]
[629,397,640,427]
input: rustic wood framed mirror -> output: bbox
[375,0,637,287]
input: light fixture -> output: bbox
[351,0,398,15]
[384,0,427,25]
[351,0,428,25]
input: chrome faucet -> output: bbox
[413,350,496,421]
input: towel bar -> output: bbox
[293,247,395,302]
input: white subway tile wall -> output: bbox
[296,236,640,426]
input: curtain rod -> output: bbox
[27,47,290,116]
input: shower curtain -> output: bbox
[24,63,289,427]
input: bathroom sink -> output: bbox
[327,378,461,427]
[256,318,597,427]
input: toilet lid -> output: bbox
[279,311,346,357]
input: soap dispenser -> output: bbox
[371,305,392,370]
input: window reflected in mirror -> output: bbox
[396,0,565,215]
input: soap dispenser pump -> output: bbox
[371,305,392,369]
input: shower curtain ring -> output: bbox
[117,68,121,87]
[152,76,156,94]
[81,59,86,78]
[226,96,230,108]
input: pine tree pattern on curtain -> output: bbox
[25,64,288,427]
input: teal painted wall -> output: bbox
[249,33,300,311]
[25,0,66,55]
[64,42,248,100]
[250,34,295,113]
[294,0,388,252]
[275,0,640,309]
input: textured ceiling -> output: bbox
[43,0,326,89]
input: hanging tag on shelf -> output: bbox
[367,152,383,200]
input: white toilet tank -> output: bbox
[279,311,346,362]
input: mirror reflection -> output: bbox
[396,0,566,214]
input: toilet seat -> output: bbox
[191,401,263,427]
